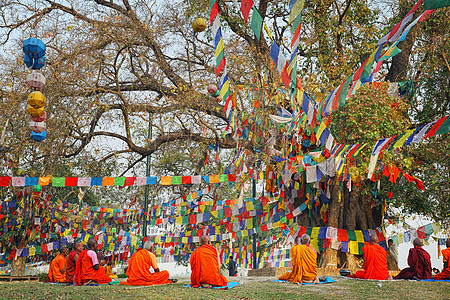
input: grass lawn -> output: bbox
[0,277,448,299]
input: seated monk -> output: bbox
[65,242,84,284]
[190,235,228,288]
[47,247,69,283]
[395,238,431,279]
[278,234,319,283]
[121,241,171,285]
[74,239,112,285]
[351,234,391,280]
[434,238,450,280]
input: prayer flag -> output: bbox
[250,7,263,40]
[241,0,254,24]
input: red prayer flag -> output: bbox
[209,0,219,25]
[338,228,348,241]
[65,177,78,186]
[241,0,254,24]
[182,176,192,184]
[0,177,11,187]
[124,177,136,186]
[424,116,449,139]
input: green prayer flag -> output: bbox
[435,116,450,135]
[172,176,182,185]
[338,76,352,108]
[35,246,42,255]
[358,242,364,255]
[52,177,65,187]
[219,174,228,182]
[347,230,357,241]
[114,177,126,186]
[318,239,324,252]
[250,7,263,40]
[305,226,312,237]
[380,46,402,61]
[424,0,450,9]
[182,215,189,225]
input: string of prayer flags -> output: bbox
[0,174,238,187]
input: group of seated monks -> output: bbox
[47,240,116,285]
[278,233,450,283]
[48,234,450,286]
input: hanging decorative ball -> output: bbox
[23,38,46,59]
[207,84,218,94]
[27,91,46,108]
[30,121,46,133]
[27,104,45,118]
[192,18,207,32]
[26,71,46,91]
[32,184,42,193]
[212,90,221,98]
[30,112,46,122]
[31,130,47,141]
[215,95,223,103]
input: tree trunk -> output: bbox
[11,257,26,277]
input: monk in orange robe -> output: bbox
[65,242,84,284]
[74,239,112,285]
[47,247,69,283]
[190,236,228,288]
[434,238,450,280]
[121,241,172,285]
[279,234,319,283]
[351,235,391,280]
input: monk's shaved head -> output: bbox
[61,247,69,256]
[87,239,97,250]
[200,235,210,245]
[300,234,310,245]
[446,238,450,248]
[369,234,379,245]
[413,238,424,247]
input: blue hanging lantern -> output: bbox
[23,38,46,59]
[31,130,46,141]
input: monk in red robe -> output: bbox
[434,238,450,280]
[121,241,172,285]
[65,242,84,284]
[351,235,391,280]
[279,234,319,283]
[395,238,432,279]
[47,247,69,283]
[190,236,228,288]
[74,239,112,285]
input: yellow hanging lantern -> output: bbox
[27,104,45,118]
[27,91,46,108]
[192,18,207,33]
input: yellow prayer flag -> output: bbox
[263,22,273,41]
[102,177,114,186]
[210,175,220,184]
[316,122,327,141]
[349,241,359,254]
[29,247,36,256]
[355,230,364,242]
[393,129,415,148]
[242,230,248,237]
[39,177,51,186]
[161,176,172,185]
[175,216,182,226]
[310,238,319,252]
[398,233,404,244]
[108,243,115,251]
[311,227,320,239]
